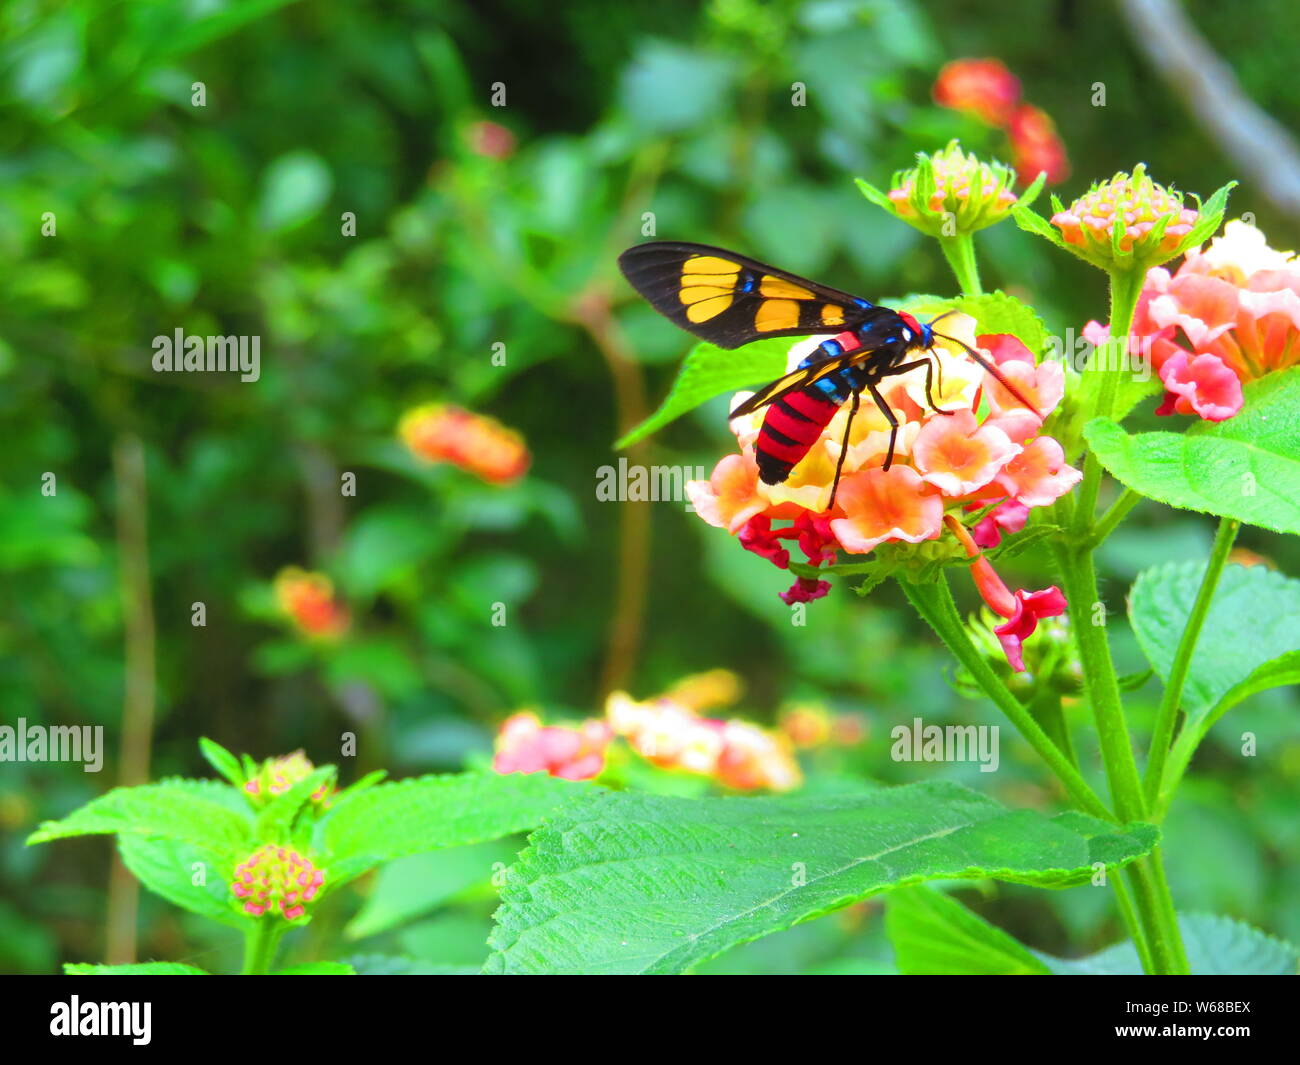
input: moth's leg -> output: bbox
[866,379,899,471]
[827,390,860,512]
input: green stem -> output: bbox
[1085,487,1142,550]
[1109,868,1154,974]
[900,574,1112,820]
[1072,268,1146,538]
[241,920,286,975]
[1026,687,1077,767]
[1143,517,1240,807]
[1050,544,1146,824]
[938,234,982,296]
[1125,850,1190,974]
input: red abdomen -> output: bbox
[755,388,842,485]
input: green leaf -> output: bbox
[64,962,209,975]
[987,523,1063,561]
[317,772,581,886]
[258,150,332,231]
[1130,561,1300,714]
[27,781,252,853]
[885,885,1051,974]
[614,338,791,449]
[345,839,521,940]
[1084,370,1300,534]
[199,738,245,789]
[1011,204,1068,249]
[118,834,246,928]
[271,961,356,975]
[484,782,1157,974]
[1197,650,1300,737]
[854,177,894,213]
[950,291,1049,354]
[1042,913,1298,975]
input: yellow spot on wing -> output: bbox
[759,276,814,299]
[683,256,741,276]
[686,294,733,322]
[821,304,845,327]
[679,284,734,306]
[755,299,800,332]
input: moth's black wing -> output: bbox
[618,241,892,349]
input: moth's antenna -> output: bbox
[926,310,962,330]
[932,331,1041,417]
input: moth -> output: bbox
[619,241,1036,508]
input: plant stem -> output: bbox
[1143,516,1240,806]
[1050,544,1146,824]
[1086,487,1142,550]
[1026,687,1077,767]
[900,575,1112,820]
[1109,869,1154,974]
[938,234,982,296]
[241,920,286,975]
[1072,268,1146,538]
[1126,850,1190,974]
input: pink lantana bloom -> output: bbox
[492,711,611,781]
[1090,220,1300,422]
[685,321,1080,608]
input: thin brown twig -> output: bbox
[570,285,651,699]
[105,433,157,964]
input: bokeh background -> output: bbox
[2,0,1297,975]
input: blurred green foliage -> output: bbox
[1,0,1297,974]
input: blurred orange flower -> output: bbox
[400,402,530,484]
[274,567,349,640]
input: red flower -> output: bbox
[1006,104,1070,185]
[933,59,1021,127]
[948,515,1067,673]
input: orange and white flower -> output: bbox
[605,682,801,792]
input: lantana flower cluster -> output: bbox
[687,316,1080,671]
[399,402,530,485]
[1088,220,1300,422]
[874,141,1027,237]
[1052,164,1198,258]
[932,58,1069,185]
[274,567,349,640]
[230,844,326,921]
[491,671,802,791]
[243,750,333,810]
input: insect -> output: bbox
[618,241,1038,510]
